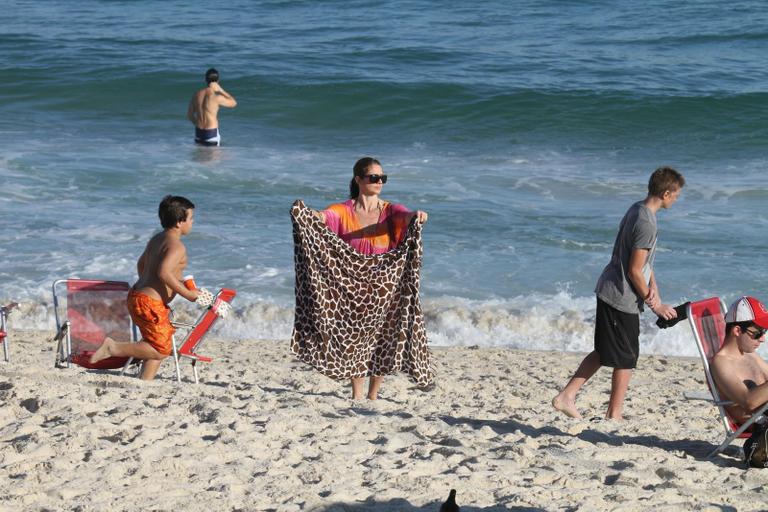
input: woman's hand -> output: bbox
[313,210,326,223]
[413,211,428,223]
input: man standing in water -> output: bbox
[187,68,237,146]
[552,167,685,420]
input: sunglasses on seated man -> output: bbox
[743,324,767,340]
[364,174,388,184]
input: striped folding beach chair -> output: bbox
[52,279,137,370]
[168,288,236,384]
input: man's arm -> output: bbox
[712,355,768,412]
[157,243,198,302]
[187,96,198,125]
[211,82,237,108]
[755,354,768,382]
[627,248,653,302]
[628,249,675,319]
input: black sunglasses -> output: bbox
[744,327,767,340]
[364,174,388,184]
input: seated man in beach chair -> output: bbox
[710,296,768,424]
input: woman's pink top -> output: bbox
[322,199,413,255]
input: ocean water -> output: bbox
[2,0,768,357]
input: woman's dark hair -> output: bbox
[158,195,195,229]
[349,157,381,199]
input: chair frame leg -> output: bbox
[172,334,182,382]
[1,311,8,363]
[65,329,72,368]
[708,402,768,458]
[53,322,71,369]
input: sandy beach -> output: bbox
[1,330,766,511]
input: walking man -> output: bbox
[552,167,685,420]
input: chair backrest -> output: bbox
[689,298,727,360]
[53,279,135,369]
[687,297,744,435]
[0,304,10,337]
[178,288,236,356]
[1,303,14,362]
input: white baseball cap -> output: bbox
[724,296,768,329]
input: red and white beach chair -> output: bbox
[686,297,768,457]
[52,279,137,370]
[168,288,236,384]
[1,302,18,363]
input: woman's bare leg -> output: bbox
[351,377,365,399]
[367,376,383,400]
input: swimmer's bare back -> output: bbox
[188,87,218,129]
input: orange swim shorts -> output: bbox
[126,290,175,357]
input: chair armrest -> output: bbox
[0,302,18,315]
[683,390,734,406]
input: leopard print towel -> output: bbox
[290,200,433,387]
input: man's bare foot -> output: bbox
[552,395,582,419]
[89,338,114,364]
[367,393,378,400]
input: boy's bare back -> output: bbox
[133,230,189,305]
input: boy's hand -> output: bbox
[196,288,215,308]
[652,303,678,321]
[213,301,232,319]
[195,289,231,318]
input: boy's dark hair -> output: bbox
[648,166,685,198]
[158,195,195,229]
[205,68,219,84]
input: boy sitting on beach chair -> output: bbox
[710,296,768,424]
[90,195,227,380]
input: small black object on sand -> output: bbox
[440,489,459,512]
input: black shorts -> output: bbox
[594,297,640,369]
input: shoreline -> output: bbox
[1,330,765,511]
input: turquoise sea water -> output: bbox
[2,1,767,356]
